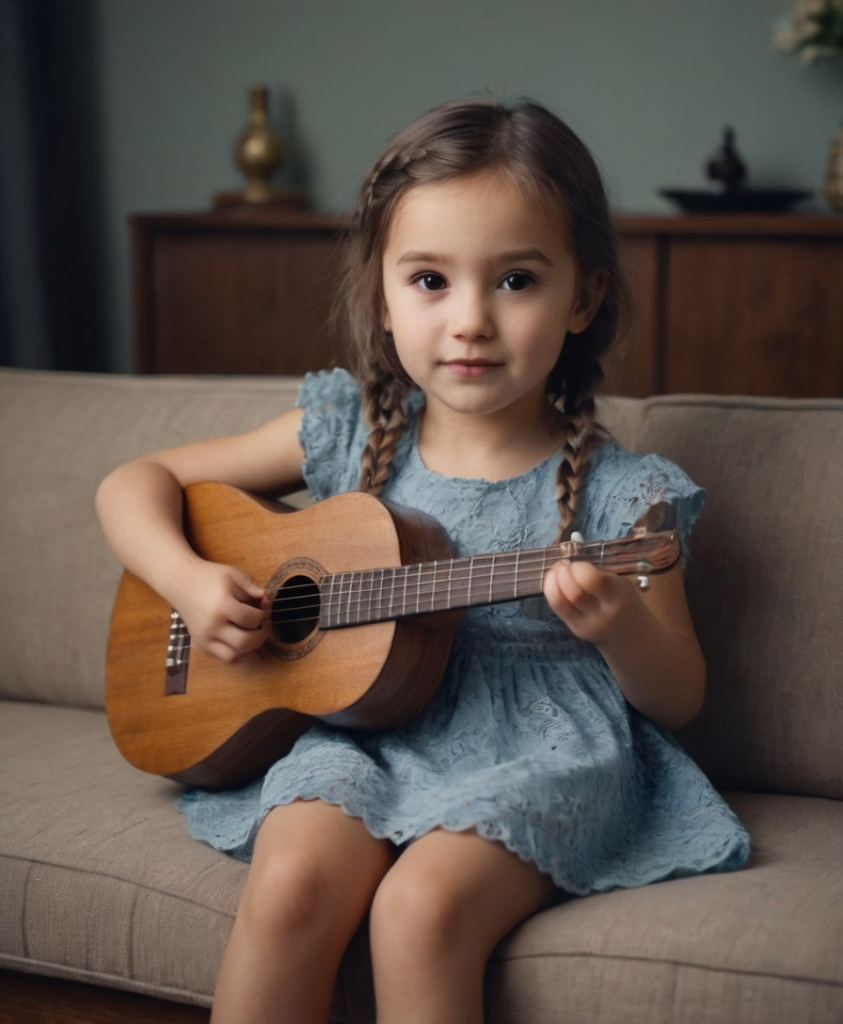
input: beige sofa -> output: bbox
[1,367,842,1024]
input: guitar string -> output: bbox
[171,550,592,654]
[170,537,677,640]
[268,535,671,599]
[274,536,676,598]
[269,541,675,606]
[269,553,672,626]
[172,544,655,652]
[267,536,676,605]
[172,549,665,643]
[170,548,650,644]
[272,558,639,615]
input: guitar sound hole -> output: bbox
[272,574,321,645]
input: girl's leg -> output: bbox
[369,829,556,1024]
[211,799,395,1024]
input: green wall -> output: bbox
[92,0,843,369]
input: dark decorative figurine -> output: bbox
[705,127,748,193]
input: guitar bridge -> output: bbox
[165,609,190,695]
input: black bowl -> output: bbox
[658,187,812,213]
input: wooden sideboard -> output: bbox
[131,209,843,397]
[130,207,347,376]
[613,214,843,398]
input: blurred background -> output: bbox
[1,0,841,375]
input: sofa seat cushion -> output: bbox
[2,700,842,1023]
[488,790,843,1024]
[0,701,239,1006]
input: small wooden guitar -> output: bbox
[105,483,680,788]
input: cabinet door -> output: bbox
[607,233,660,397]
[140,228,345,375]
[663,238,843,397]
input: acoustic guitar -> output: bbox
[105,483,680,789]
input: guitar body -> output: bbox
[105,485,461,789]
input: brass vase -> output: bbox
[235,85,285,203]
[214,86,304,208]
[823,121,843,213]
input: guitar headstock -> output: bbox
[558,506,682,577]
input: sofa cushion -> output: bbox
[634,396,843,800]
[0,370,303,709]
[2,701,841,1023]
[488,790,843,1024]
[0,701,239,1005]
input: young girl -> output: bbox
[97,98,750,1024]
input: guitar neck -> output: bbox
[318,531,679,629]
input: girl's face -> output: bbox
[380,171,597,428]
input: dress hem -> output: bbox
[185,787,749,897]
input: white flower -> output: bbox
[773,0,843,60]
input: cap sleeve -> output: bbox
[295,369,368,500]
[581,444,705,568]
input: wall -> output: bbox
[91,0,843,369]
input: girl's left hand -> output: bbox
[542,560,641,646]
[543,555,706,730]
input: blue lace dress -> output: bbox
[179,369,750,893]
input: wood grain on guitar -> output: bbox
[105,484,680,789]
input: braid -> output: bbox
[357,369,410,496]
[344,143,435,499]
[554,401,606,542]
[551,350,608,542]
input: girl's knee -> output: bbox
[240,849,334,942]
[369,864,471,963]
[238,801,396,960]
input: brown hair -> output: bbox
[336,97,632,540]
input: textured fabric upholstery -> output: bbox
[2,702,841,1021]
[0,702,238,1004]
[0,370,302,708]
[1,369,841,1023]
[488,792,843,1023]
[635,397,843,800]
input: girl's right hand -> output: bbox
[170,559,270,664]
[95,407,305,664]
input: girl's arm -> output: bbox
[95,408,305,663]
[542,561,705,730]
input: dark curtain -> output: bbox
[0,0,105,370]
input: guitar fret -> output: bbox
[343,571,350,626]
[345,571,355,627]
[377,568,385,622]
[337,574,345,626]
[322,574,331,628]
[323,573,333,626]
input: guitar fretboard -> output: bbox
[321,548,557,628]
[317,532,678,629]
